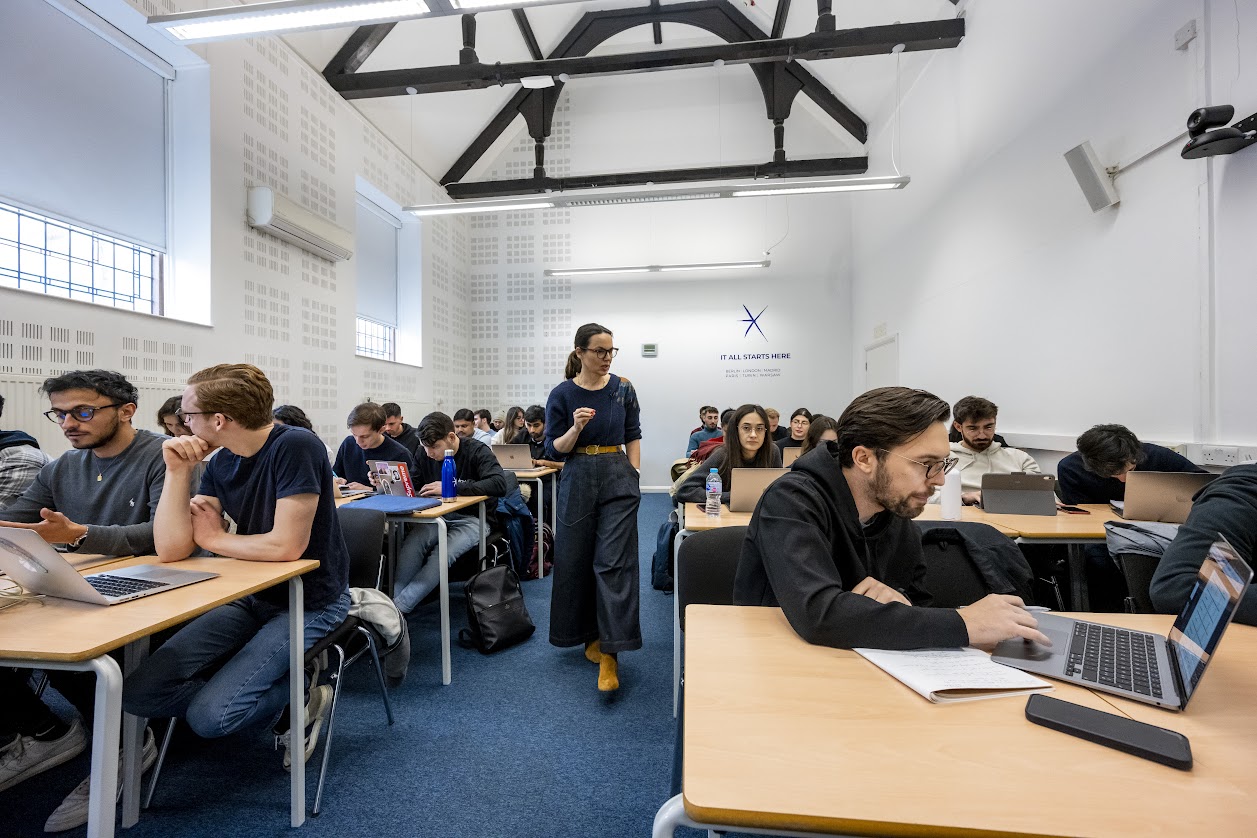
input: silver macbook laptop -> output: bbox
[782,447,802,466]
[992,536,1252,710]
[980,473,1058,516]
[1115,471,1218,524]
[0,527,218,606]
[729,468,789,513]
[493,444,534,471]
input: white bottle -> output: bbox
[941,463,962,520]
[705,468,722,518]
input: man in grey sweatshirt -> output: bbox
[0,369,165,832]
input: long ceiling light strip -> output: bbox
[404,175,909,217]
[150,0,430,42]
[545,261,769,277]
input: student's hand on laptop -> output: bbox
[417,481,442,498]
[163,434,211,472]
[962,491,982,506]
[345,482,372,491]
[0,509,88,545]
[851,577,911,606]
[958,594,1051,648]
[333,476,347,487]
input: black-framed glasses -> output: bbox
[43,403,126,424]
[879,448,958,479]
[583,347,619,360]
[174,409,217,422]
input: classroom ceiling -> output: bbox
[280,0,962,193]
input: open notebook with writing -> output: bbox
[855,647,1053,703]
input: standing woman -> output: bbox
[546,323,642,692]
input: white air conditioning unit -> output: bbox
[246,186,353,262]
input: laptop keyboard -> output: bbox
[86,574,167,598]
[1067,623,1162,698]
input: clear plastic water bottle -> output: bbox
[441,449,457,503]
[941,462,962,520]
[705,468,722,518]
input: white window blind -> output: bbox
[0,0,168,251]
[356,196,401,327]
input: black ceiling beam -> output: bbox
[323,23,396,77]
[770,0,791,39]
[445,156,868,199]
[511,9,543,61]
[651,0,662,44]
[329,19,965,98]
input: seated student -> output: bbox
[942,396,1040,506]
[685,405,721,457]
[157,395,192,437]
[453,409,489,444]
[0,393,51,508]
[1057,424,1206,504]
[393,412,509,613]
[734,386,1048,650]
[677,404,782,505]
[381,402,422,458]
[332,403,414,490]
[0,369,166,831]
[521,404,563,470]
[472,409,496,444]
[766,407,789,442]
[491,406,526,445]
[1149,463,1257,625]
[124,363,349,773]
[798,414,839,456]
[775,407,813,453]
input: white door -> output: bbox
[864,336,899,390]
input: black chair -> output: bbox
[146,506,396,816]
[1116,552,1160,614]
[915,521,1035,608]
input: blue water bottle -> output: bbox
[441,449,457,503]
[705,468,722,518]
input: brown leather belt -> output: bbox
[570,445,624,456]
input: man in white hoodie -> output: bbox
[948,396,1040,505]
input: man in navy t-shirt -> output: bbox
[333,402,414,489]
[124,364,350,770]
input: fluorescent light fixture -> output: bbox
[451,0,551,7]
[545,261,769,277]
[404,175,909,217]
[520,75,556,89]
[149,0,430,43]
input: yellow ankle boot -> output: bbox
[598,652,619,691]
[584,639,602,664]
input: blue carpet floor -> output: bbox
[6,493,741,838]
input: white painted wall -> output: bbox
[849,0,1256,459]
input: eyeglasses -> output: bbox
[738,424,768,435]
[879,448,958,479]
[582,347,619,360]
[44,403,126,424]
[174,410,217,422]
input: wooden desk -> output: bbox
[0,555,318,837]
[511,467,558,578]
[914,505,1021,536]
[683,502,753,531]
[658,606,1255,838]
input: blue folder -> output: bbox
[348,495,443,514]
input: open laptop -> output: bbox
[493,444,535,471]
[0,527,218,606]
[1114,471,1218,524]
[782,447,802,466]
[980,473,1058,516]
[366,459,415,497]
[728,468,789,513]
[992,536,1253,710]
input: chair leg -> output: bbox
[312,644,347,817]
[143,718,178,810]
[357,625,395,725]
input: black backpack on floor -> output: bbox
[459,562,535,654]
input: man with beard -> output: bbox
[947,396,1040,506]
[734,386,1049,650]
[0,369,165,831]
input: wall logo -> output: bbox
[741,305,767,340]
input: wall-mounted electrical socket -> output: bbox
[1202,445,1239,466]
[1239,447,1257,466]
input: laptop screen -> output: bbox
[1168,537,1253,705]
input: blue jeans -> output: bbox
[123,591,349,738]
[394,515,482,613]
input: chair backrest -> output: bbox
[336,506,388,590]
[677,526,748,631]
[918,536,992,608]
[1116,552,1160,613]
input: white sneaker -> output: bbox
[279,684,333,772]
[0,719,87,792]
[43,727,157,833]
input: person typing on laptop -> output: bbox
[332,402,414,491]
[676,404,782,506]
[392,412,509,614]
[521,405,563,470]
[122,364,350,773]
[734,387,1049,650]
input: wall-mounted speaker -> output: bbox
[1064,141,1120,212]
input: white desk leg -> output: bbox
[288,575,306,827]
[88,656,123,838]
[672,527,690,718]
[120,639,150,827]
[652,794,686,838]
[535,477,545,579]
[479,501,487,559]
[438,517,451,685]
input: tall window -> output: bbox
[0,201,161,314]
[355,192,401,361]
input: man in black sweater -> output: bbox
[1150,463,1257,625]
[382,402,422,459]
[735,386,1048,650]
[393,412,509,613]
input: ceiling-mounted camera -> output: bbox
[1181,104,1257,159]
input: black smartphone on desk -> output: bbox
[1025,695,1192,770]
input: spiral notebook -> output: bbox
[855,647,1053,704]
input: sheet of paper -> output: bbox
[855,647,1052,702]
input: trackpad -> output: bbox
[993,628,1070,663]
